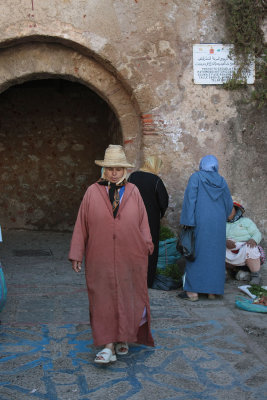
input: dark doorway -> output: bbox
[0,79,122,231]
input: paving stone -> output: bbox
[0,231,266,399]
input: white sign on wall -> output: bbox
[193,44,255,85]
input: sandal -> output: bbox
[208,294,216,300]
[94,348,117,364]
[177,291,199,302]
[115,342,129,355]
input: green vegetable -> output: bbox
[249,285,267,297]
[159,226,176,241]
[157,264,183,282]
[158,226,182,281]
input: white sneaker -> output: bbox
[235,270,250,281]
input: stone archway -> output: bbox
[0,42,141,231]
[0,42,141,154]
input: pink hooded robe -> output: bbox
[69,182,154,347]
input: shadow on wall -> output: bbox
[0,79,122,231]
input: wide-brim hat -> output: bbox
[95,145,134,168]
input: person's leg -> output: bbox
[177,291,198,301]
[246,258,260,272]
[246,258,261,284]
[105,343,115,354]
[187,291,198,297]
[225,261,238,279]
[207,294,216,299]
[225,261,235,270]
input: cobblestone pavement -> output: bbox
[0,231,266,400]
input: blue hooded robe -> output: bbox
[180,156,233,295]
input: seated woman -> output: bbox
[226,201,262,285]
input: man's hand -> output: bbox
[72,260,82,272]
[226,239,236,249]
[246,239,257,248]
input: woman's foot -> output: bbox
[115,342,129,355]
[208,294,216,300]
[94,347,117,364]
[177,291,198,302]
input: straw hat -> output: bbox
[95,145,134,168]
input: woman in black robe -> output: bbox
[128,156,169,287]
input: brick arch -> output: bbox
[0,41,141,164]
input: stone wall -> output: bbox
[0,79,121,230]
[0,0,266,240]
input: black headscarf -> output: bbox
[97,179,126,218]
[228,203,245,223]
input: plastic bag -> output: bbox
[0,264,7,312]
[152,274,182,291]
[157,238,181,269]
[176,227,195,261]
[235,295,267,313]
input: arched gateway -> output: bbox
[0,41,141,231]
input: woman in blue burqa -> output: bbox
[178,155,233,301]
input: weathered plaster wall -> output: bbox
[0,0,266,238]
